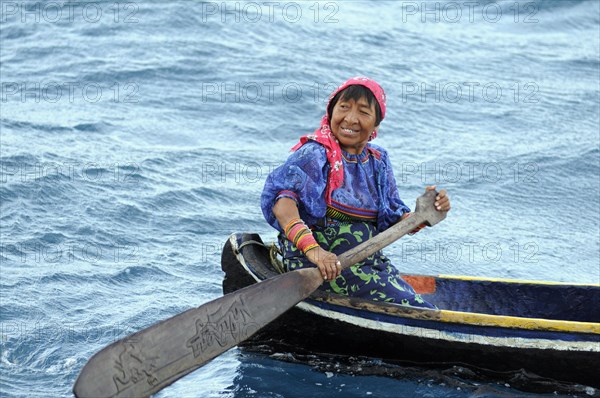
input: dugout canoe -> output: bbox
[221,232,600,388]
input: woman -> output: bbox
[261,77,451,308]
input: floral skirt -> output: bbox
[278,219,436,309]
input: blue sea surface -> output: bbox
[1,0,599,397]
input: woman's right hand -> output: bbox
[305,247,341,281]
[272,198,341,280]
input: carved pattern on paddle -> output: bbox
[112,341,159,393]
[187,296,259,357]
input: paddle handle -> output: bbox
[339,189,445,269]
[338,213,425,269]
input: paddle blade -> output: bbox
[73,267,322,398]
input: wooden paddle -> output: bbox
[73,189,447,398]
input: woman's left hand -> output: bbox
[426,185,451,212]
[403,186,451,234]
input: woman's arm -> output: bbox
[272,198,302,228]
[273,198,341,280]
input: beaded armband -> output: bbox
[284,217,319,254]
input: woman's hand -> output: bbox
[403,186,451,234]
[305,247,342,281]
[426,185,451,212]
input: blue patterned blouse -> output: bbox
[261,141,410,232]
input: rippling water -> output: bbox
[1,1,599,397]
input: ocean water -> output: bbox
[1,0,599,397]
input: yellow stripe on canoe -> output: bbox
[438,309,600,334]
[436,274,600,287]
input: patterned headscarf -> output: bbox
[291,77,387,205]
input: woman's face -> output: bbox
[330,95,378,155]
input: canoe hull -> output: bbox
[221,233,600,388]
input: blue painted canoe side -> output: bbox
[428,278,600,322]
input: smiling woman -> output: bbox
[261,77,451,308]
[328,84,382,154]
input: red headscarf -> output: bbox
[291,77,387,204]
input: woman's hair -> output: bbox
[327,84,383,126]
